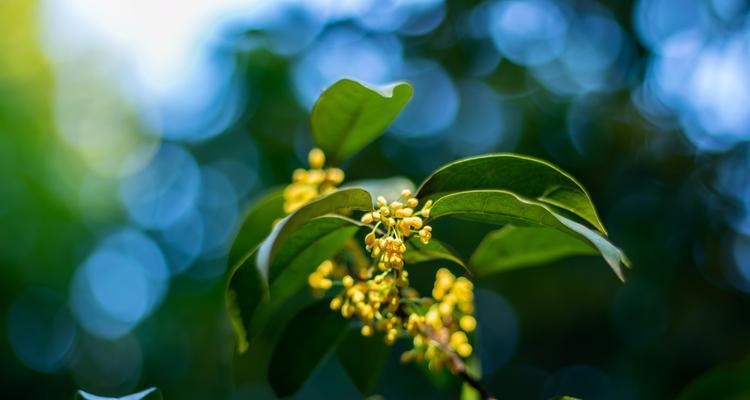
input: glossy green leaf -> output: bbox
[74,388,161,400]
[227,188,285,271]
[405,237,467,271]
[228,215,363,354]
[337,329,389,395]
[311,79,413,163]
[266,215,361,303]
[256,187,372,283]
[429,190,629,281]
[344,176,415,205]
[469,225,599,277]
[268,299,351,397]
[416,153,607,235]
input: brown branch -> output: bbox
[420,327,497,400]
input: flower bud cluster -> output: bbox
[401,268,477,372]
[361,190,433,271]
[283,148,345,213]
[329,269,413,344]
[307,260,347,292]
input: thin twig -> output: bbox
[420,327,497,400]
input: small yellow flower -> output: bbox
[459,315,477,332]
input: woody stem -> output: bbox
[421,327,497,400]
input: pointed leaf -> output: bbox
[469,226,599,277]
[256,188,372,283]
[429,190,629,281]
[416,154,607,235]
[268,300,351,397]
[311,79,413,163]
[337,329,389,395]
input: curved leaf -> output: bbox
[228,215,364,354]
[268,300,351,397]
[266,215,361,303]
[256,188,372,283]
[416,154,607,235]
[429,190,629,281]
[74,388,161,400]
[227,188,285,271]
[405,237,467,271]
[344,176,415,205]
[311,79,413,163]
[469,226,599,277]
[226,247,264,354]
[337,329,389,395]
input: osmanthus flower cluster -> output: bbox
[299,160,478,372]
[226,78,629,400]
[283,148,344,213]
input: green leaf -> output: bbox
[266,215,362,303]
[416,153,607,235]
[469,225,599,277]
[227,215,363,355]
[429,190,629,281]
[344,176,415,205]
[232,290,322,385]
[224,189,286,354]
[227,188,285,271]
[226,247,264,354]
[311,79,413,163]
[405,237,467,271]
[268,299,351,397]
[256,187,372,283]
[337,329,389,395]
[74,388,161,400]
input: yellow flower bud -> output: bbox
[326,168,345,184]
[307,272,320,286]
[308,148,325,169]
[330,297,343,310]
[319,278,332,290]
[377,196,388,207]
[406,198,418,208]
[361,213,374,224]
[456,343,473,358]
[292,168,308,182]
[385,328,398,344]
[460,315,477,332]
[401,189,412,198]
[342,275,354,288]
[450,331,468,347]
[361,325,373,337]
[425,309,441,328]
[439,301,453,316]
